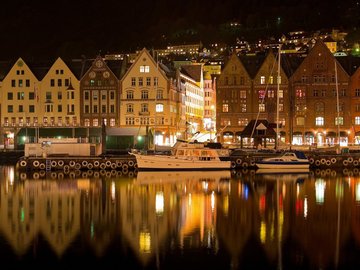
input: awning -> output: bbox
[305,131,314,137]
[17,128,36,136]
[355,131,360,136]
[326,131,336,137]
[339,131,348,137]
[75,128,88,137]
[223,131,234,136]
[39,127,73,137]
[106,127,149,136]
[293,131,302,136]
[235,131,242,136]
[280,131,286,136]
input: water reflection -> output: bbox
[1,166,360,269]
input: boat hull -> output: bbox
[255,162,310,170]
[132,153,231,171]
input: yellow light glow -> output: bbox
[139,232,151,253]
[260,221,266,243]
[155,191,164,215]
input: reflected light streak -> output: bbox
[315,179,326,204]
[304,198,308,218]
[260,221,266,243]
[156,191,164,215]
[139,232,151,253]
[111,181,115,201]
[8,167,14,186]
[223,195,229,216]
[211,191,215,212]
[356,183,360,202]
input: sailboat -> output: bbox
[255,45,310,171]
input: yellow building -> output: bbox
[120,48,184,147]
[178,64,204,140]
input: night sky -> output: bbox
[0,0,359,60]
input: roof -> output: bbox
[240,119,277,137]
[180,64,202,81]
[239,54,266,79]
[105,127,149,136]
[335,55,360,76]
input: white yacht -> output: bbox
[130,141,231,171]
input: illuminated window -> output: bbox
[259,90,265,99]
[315,117,324,126]
[260,76,265,84]
[84,119,90,126]
[156,103,164,112]
[239,90,246,98]
[240,104,247,112]
[222,104,229,112]
[259,104,265,112]
[131,77,136,86]
[355,116,360,125]
[335,117,344,125]
[140,65,150,73]
[110,118,115,127]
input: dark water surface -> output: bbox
[1,166,360,270]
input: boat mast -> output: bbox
[154,54,158,151]
[335,60,340,148]
[275,44,281,150]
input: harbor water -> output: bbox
[0,165,360,269]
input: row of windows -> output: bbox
[7,104,76,114]
[126,90,163,99]
[295,116,345,126]
[84,91,115,100]
[83,104,116,114]
[10,78,71,88]
[220,118,286,127]
[7,91,75,100]
[4,116,77,126]
[222,103,284,113]
[84,118,116,127]
[131,77,158,86]
[312,89,346,97]
[126,103,164,113]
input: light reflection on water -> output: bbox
[1,166,360,269]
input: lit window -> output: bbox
[140,65,150,73]
[260,76,265,84]
[156,103,164,112]
[315,117,324,126]
[222,104,229,112]
[355,116,360,125]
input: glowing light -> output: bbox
[356,183,360,202]
[155,191,164,215]
[304,198,308,218]
[260,221,266,243]
[20,208,25,222]
[223,195,229,216]
[111,181,115,201]
[139,232,151,253]
[211,191,215,212]
[315,179,326,204]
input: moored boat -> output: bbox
[129,141,231,171]
[255,151,310,170]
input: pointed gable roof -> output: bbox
[291,38,349,79]
[220,52,252,80]
[239,54,266,79]
[121,47,168,82]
